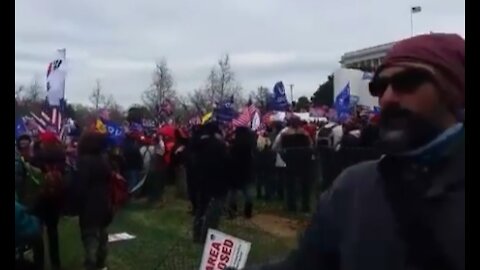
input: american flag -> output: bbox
[232,102,257,128]
[30,106,66,141]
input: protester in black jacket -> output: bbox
[192,122,230,243]
[172,129,189,199]
[277,117,313,213]
[359,123,380,147]
[77,132,112,270]
[186,125,202,214]
[122,135,143,192]
[227,126,256,218]
[237,33,465,270]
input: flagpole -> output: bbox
[410,6,421,37]
[289,84,294,102]
[410,9,413,37]
[61,48,66,102]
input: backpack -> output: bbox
[109,172,128,212]
[317,124,337,147]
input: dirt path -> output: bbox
[250,214,307,239]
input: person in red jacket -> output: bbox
[30,131,65,270]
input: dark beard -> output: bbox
[377,105,442,155]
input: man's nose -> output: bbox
[379,85,400,108]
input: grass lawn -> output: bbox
[56,190,303,270]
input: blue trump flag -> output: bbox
[214,95,237,123]
[373,106,381,115]
[335,82,351,122]
[104,120,125,146]
[15,117,28,139]
[271,81,289,111]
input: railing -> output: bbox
[317,146,383,190]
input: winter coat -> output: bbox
[15,200,40,246]
[123,140,143,171]
[76,154,113,228]
[250,131,465,270]
[195,134,230,198]
[229,127,256,188]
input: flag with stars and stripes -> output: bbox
[232,101,258,128]
[30,106,66,141]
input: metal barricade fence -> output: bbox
[317,146,382,191]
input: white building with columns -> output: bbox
[339,42,395,72]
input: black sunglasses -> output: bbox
[369,68,436,97]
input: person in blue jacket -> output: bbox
[16,199,44,270]
[15,200,40,246]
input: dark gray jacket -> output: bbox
[252,135,464,270]
[77,154,112,228]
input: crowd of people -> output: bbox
[15,32,464,270]
[14,96,381,270]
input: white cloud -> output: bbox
[15,0,465,107]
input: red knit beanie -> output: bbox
[39,131,59,144]
[376,33,465,110]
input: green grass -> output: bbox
[56,191,299,270]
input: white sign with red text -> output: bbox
[199,229,251,270]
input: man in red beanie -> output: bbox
[235,33,464,270]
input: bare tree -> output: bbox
[24,79,43,103]
[217,54,234,99]
[104,94,115,108]
[107,101,125,123]
[171,95,191,122]
[205,69,218,104]
[188,88,211,113]
[141,59,177,113]
[15,84,25,100]
[71,103,94,127]
[201,54,243,106]
[89,79,108,110]
[249,86,271,110]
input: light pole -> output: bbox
[411,6,422,37]
[289,84,294,102]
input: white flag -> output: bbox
[46,49,66,106]
[411,6,422,13]
[251,111,261,131]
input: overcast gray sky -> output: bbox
[15,0,465,107]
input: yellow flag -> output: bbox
[201,112,213,124]
[95,119,107,134]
